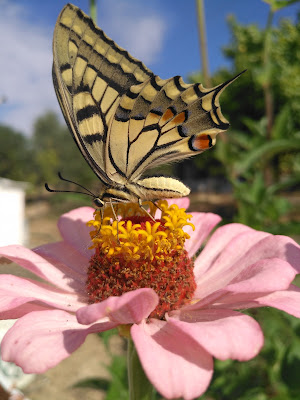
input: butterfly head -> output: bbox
[93,197,105,208]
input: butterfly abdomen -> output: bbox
[130,177,190,200]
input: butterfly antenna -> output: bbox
[57,172,96,197]
[45,182,95,198]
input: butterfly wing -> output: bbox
[106,73,241,183]
[52,3,154,185]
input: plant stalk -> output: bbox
[89,0,97,23]
[196,0,211,87]
[127,338,154,400]
[262,9,274,186]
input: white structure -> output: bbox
[0,178,27,246]
[0,179,33,397]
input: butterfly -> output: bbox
[51,3,242,207]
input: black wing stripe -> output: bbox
[108,146,127,178]
[173,76,187,92]
[76,105,99,122]
[75,7,152,78]
[60,63,71,73]
[59,21,153,96]
[150,108,163,116]
[128,138,181,179]
[83,133,103,144]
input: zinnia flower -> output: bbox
[0,198,299,400]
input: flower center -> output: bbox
[86,201,196,319]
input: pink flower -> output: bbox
[0,199,299,400]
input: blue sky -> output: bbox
[0,0,299,135]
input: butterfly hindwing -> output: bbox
[107,75,237,182]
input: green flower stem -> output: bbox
[127,338,155,400]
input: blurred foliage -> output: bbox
[74,329,129,399]
[0,125,35,182]
[32,112,96,188]
[263,0,300,11]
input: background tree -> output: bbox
[31,111,98,190]
[0,125,34,182]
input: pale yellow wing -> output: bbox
[106,73,242,182]
[52,3,154,184]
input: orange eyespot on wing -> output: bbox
[172,110,188,125]
[161,107,176,123]
[190,134,213,151]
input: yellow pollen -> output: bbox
[88,200,195,262]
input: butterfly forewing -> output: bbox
[53,3,154,185]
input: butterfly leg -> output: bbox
[151,201,162,212]
[110,198,120,242]
[91,207,104,241]
[138,199,156,222]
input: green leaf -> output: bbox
[73,377,110,390]
[242,116,267,138]
[235,138,300,174]
[266,174,300,194]
[106,355,128,400]
[281,339,300,390]
[98,328,119,350]
[272,105,292,140]
[263,0,300,11]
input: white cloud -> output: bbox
[0,0,167,136]
[0,0,58,135]
[101,1,167,65]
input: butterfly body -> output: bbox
[53,4,240,206]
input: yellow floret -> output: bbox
[88,200,193,261]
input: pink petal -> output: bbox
[195,285,300,318]
[255,285,300,318]
[167,197,190,209]
[57,207,95,259]
[184,212,221,257]
[224,258,296,293]
[168,308,264,361]
[198,292,265,311]
[77,288,159,325]
[190,258,296,311]
[196,235,300,298]
[0,302,52,319]
[1,310,116,373]
[195,230,273,298]
[0,275,87,312]
[34,241,88,277]
[155,197,191,219]
[131,319,213,400]
[0,245,84,293]
[194,223,256,278]
[237,235,300,274]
